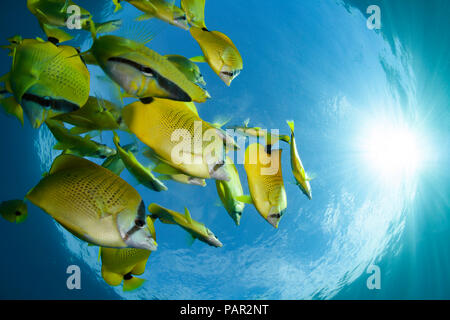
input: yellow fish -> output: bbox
[143,147,206,186]
[1,36,90,128]
[0,200,28,224]
[102,143,138,176]
[190,27,243,86]
[181,0,206,28]
[26,154,158,250]
[28,0,122,43]
[122,99,229,180]
[51,96,125,135]
[87,35,210,103]
[238,143,287,228]
[287,120,312,200]
[229,119,290,145]
[215,156,245,226]
[113,0,189,30]
[46,119,116,159]
[149,203,222,247]
[113,132,168,192]
[100,216,156,291]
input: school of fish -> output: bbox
[0,0,313,292]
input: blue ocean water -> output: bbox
[0,0,448,299]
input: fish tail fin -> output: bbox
[101,267,123,287]
[123,276,146,292]
[0,96,24,126]
[279,134,291,144]
[93,19,122,34]
[131,259,148,275]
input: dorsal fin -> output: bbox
[48,154,99,175]
[184,207,193,225]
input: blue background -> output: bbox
[0,0,449,299]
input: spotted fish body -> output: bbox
[4,37,90,128]
[122,99,229,180]
[90,35,210,103]
[190,27,243,86]
[216,156,245,226]
[26,154,157,251]
[243,143,287,228]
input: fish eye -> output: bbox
[15,211,21,216]
[135,219,145,228]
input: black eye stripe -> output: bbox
[22,93,80,112]
[107,57,192,102]
[108,57,156,77]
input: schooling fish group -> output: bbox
[0,0,313,292]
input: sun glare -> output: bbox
[360,123,423,181]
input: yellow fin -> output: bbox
[101,267,123,287]
[235,195,253,204]
[146,216,157,240]
[189,56,207,63]
[184,207,193,225]
[48,154,98,175]
[40,22,74,43]
[123,276,145,292]
[0,96,23,125]
[286,120,295,133]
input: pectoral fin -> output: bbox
[189,56,207,63]
[236,195,253,204]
